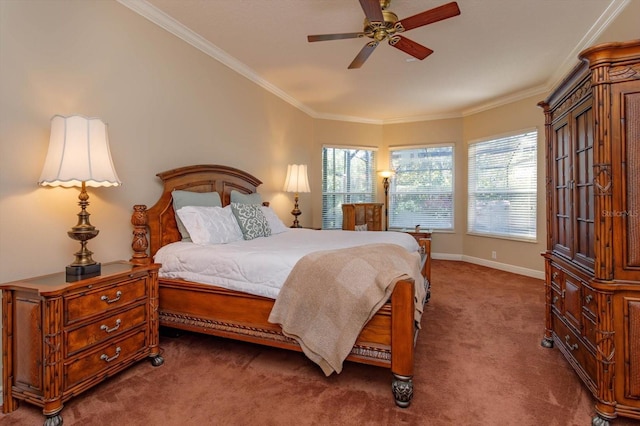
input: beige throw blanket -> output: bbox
[268,243,425,376]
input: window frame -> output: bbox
[387,143,456,232]
[467,128,538,242]
[321,145,378,229]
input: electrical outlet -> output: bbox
[491,251,497,259]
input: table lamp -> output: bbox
[283,164,310,228]
[38,115,121,281]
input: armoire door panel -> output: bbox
[613,86,640,279]
[553,119,572,259]
[626,299,640,399]
[572,101,595,271]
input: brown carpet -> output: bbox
[2,260,639,425]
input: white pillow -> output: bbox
[176,206,243,245]
[261,206,289,234]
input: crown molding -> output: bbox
[460,85,550,117]
[116,0,317,118]
[546,0,630,96]
[117,0,629,126]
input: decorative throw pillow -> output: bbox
[176,206,243,245]
[261,206,289,234]
[230,202,271,240]
[172,190,222,241]
[230,190,262,205]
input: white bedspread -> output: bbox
[154,229,420,299]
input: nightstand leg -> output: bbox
[150,354,164,367]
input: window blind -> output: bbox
[322,147,377,229]
[389,145,454,230]
[467,130,537,240]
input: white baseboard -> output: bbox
[431,252,544,280]
[431,252,463,261]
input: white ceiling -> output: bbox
[120,0,630,124]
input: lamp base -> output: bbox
[66,263,101,282]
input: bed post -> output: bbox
[391,278,415,407]
[131,204,151,265]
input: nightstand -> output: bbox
[400,230,432,301]
[403,230,432,243]
[1,261,163,426]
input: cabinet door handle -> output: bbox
[100,319,122,334]
[552,271,559,279]
[585,295,593,304]
[552,295,559,304]
[100,290,122,304]
[100,346,121,363]
[564,335,578,351]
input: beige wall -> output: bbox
[0,0,314,283]
[383,118,465,257]
[310,119,384,229]
[462,95,547,272]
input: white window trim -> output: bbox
[467,127,538,242]
[388,143,456,232]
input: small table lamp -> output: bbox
[378,170,395,231]
[38,115,121,281]
[283,164,311,228]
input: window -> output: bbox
[388,145,454,230]
[468,129,537,240]
[322,146,377,229]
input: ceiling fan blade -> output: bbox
[389,35,434,60]
[348,41,379,69]
[396,1,461,32]
[358,0,384,22]
[307,32,364,42]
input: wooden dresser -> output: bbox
[538,40,640,425]
[1,261,163,425]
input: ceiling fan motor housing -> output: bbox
[363,10,399,41]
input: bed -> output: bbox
[129,164,431,407]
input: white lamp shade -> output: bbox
[38,115,121,188]
[283,164,310,193]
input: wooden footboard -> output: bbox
[155,273,422,407]
[130,165,430,407]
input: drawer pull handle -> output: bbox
[100,319,122,334]
[585,295,593,304]
[100,347,121,363]
[552,271,559,279]
[552,295,559,304]
[564,335,578,351]
[101,290,122,304]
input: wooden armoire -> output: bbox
[538,39,640,425]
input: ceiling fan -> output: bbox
[307,0,461,69]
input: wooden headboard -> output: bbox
[131,164,262,264]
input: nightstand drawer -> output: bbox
[64,328,147,391]
[65,303,147,356]
[65,277,147,324]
